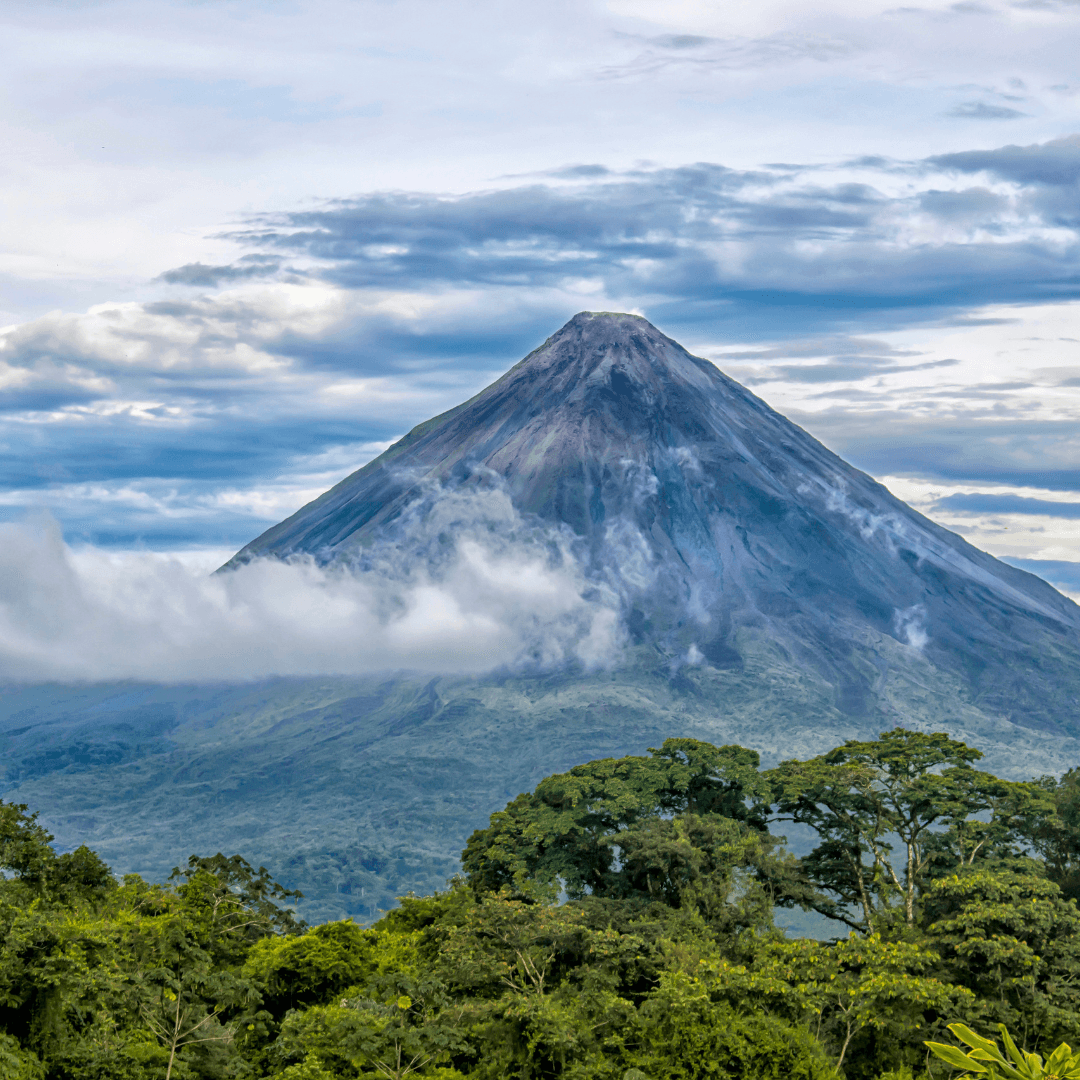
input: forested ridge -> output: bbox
[4,729,1080,1080]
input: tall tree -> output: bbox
[1021,769,1080,903]
[0,801,113,905]
[461,739,792,925]
[769,729,1050,931]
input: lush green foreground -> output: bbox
[4,730,1080,1080]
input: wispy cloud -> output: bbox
[946,102,1029,119]
[156,256,282,286]
[929,134,1080,185]
[219,152,1080,326]
[934,492,1080,516]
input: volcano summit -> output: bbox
[229,311,1080,734]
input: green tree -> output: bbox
[133,909,246,1080]
[631,972,836,1080]
[462,739,802,927]
[244,919,378,1017]
[170,854,304,956]
[680,932,970,1077]
[769,730,1047,931]
[1020,770,1080,904]
[272,973,468,1080]
[0,800,115,906]
[0,1033,44,1080]
[923,869,1080,1050]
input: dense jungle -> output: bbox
[4,728,1080,1080]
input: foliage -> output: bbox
[460,738,809,928]
[0,1032,45,1080]
[652,931,969,1077]
[1022,770,1080,904]
[769,730,1051,932]
[922,870,1080,1049]
[927,1022,1080,1079]
[632,977,837,1080]
[4,730,1080,1079]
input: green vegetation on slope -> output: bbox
[9,640,1080,926]
[4,729,1080,1079]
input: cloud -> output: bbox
[217,148,1080,332]
[929,134,1080,185]
[725,348,959,384]
[793,409,1080,491]
[652,34,716,49]
[156,256,282,286]
[917,187,1010,221]
[3,137,1080,552]
[946,102,1029,120]
[597,30,855,78]
[0,500,623,682]
[893,604,928,649]
[933,492,1080,517]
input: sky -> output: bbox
[3,0,1080,610]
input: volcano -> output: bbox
[227,311,1080,731]
[8,313,1080,923]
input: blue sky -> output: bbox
[3,0,1080,595]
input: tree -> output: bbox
[631,973,836,1080]
[0,800,114,906]
[272,973,468,1080]
[461,739,794,926]
[170,853,304,956]
[922,869,1080,1050]
[128,884,258,1080]
[769,730,1048,932]
[431,890,639,1079]
[0,802,56,892]
[0,1033,44,1080]
[682,932,971,1078]
[1019,770,1080,904]
[141,983,234,1080]
[244,918,378,1017]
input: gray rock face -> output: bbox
[227,311,1080,734]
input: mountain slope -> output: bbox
[226,311,1080,734]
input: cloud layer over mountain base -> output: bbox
[0,502,622,682]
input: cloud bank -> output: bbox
[0,501,622,682]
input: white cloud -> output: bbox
[893,604,929,649]
[0,499,624,683]
[879,475,1080,568]
[0,0,1078,567]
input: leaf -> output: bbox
[968,1051,1026,1080]
[999,1026,1031,1071]
[951,1024,1006,1059]
[1044,1043,1071,1073]
[926,1041,990,1073]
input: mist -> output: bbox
[0,498,623,682]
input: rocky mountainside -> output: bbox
[228,311,1080,734]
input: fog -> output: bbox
[0,499,623,682]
